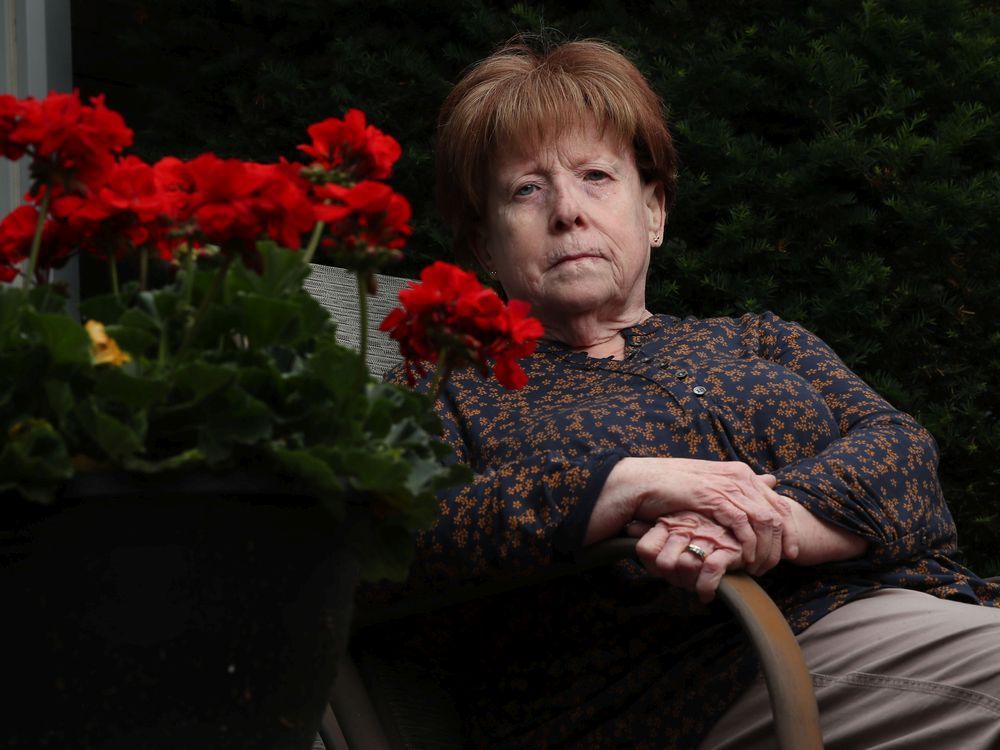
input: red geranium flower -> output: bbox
[379,261,544,390]
[0,203,77,281]
[50,155,172,261]
[153,154,314,256]
[297,109,402,181]
[0,95,29,160]
[314,180,412,253]
[0,205,36,277]
[6,92,132,193]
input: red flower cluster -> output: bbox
[0,92,396,280]
[51,156,170,261]
[297,109,401,181]
[0,92,152,279]
[296,110,411,271]
[0,91,132,191]
[0,205,74,280]
[313,180,412,255]
[154,154,315,255]
[380,261,544,390]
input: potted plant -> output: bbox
[0,93,541,749]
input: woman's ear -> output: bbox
[644,180,667,247]
[470,228,495,275]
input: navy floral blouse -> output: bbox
[372,312,1000,749]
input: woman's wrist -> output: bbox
[785,500,868,565]
[584,457,643,544]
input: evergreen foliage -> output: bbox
[72,0,999,574]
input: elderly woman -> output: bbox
[387,38,1000,748]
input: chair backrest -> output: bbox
[304,264,411,379]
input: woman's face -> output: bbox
[476,121,665,328]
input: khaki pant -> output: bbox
[700,587,1000,749]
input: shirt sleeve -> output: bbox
[385,364,626,584]
[753,312,959,566]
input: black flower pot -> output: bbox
[1,471,358,750]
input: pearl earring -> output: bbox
[488,270,498,279]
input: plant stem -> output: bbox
[158,322,168,366]
[25,189,51,287]
[139,247,149,291]
[428,361,452,400]
[180,250,195,307]
[108,255,119,297]
[356,271,369,365]
[301,220,326,265]
[179,253,232,353]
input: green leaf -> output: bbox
[25,310,91,366]
[342,449,410,494]
[403,454,471,499]
[172,361,235,400]
[228,240,310,298]
[238,293,299,348]
[198,389,274,462]
[270,446,344,496]
[80,292,129,325]
[93,368,168,410]
[26,284,71,314]
[43,379,76,423]
[74,397,145,461]
[355,522,417,582]
[120,448,206,474]
[117,306,162,335]
[107,308,161,357]
[305,337,369,392]
[0,419,73,503]
[0,285,29,338]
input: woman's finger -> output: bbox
[634,522,671,574]
[750,480,799,566]
[624,520,653,538]
[636,523,705,591]
[745,484,786,574]
[704,499,756,564]
[656,530,704,590]
[695,548,742,603]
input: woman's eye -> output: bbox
[514,183,538,197]
[584,170,609,181]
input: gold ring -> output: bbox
[685,543,708,560]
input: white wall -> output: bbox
[0,0,75,297]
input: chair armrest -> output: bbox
[582,539,823,750]
[340,538,823,750]
[717,573,822,750]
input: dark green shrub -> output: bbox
[72,0,999,574]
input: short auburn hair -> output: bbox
[435,37,678,266]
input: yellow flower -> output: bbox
[85,320,131,366]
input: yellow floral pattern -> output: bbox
[369,312,1000,749]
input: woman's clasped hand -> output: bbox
[631,512,747,603]
[595,457,798,601]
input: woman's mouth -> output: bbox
[552,253,600,268]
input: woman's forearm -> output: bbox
[584,458,643,544]
[785,499,868,565]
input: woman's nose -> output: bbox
[548,183,585,233]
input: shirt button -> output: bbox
[675,369,688,379]
[692,385,707,396]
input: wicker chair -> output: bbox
[305,263,824,750]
